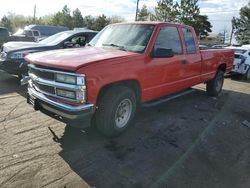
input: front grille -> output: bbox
[34,82,55,95]
[28,64,86,103]
[29,67,54,80]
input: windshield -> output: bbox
[14,29,24,35]
[234,49,247,54]
[89,24,155,53]
[39,32,73,45]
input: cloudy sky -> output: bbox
[0,0,248,34]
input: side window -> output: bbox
[154,26,182,55]
[182,28,196,54]
[71,36,86,47]
[24,30,33,37]
[33,31,39,37]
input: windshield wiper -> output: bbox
[102,43,127,51]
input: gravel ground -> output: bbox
[0,70,250,188]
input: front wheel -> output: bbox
[95,86,136,137]
[206,70,224,97]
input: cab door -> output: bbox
[180,27,202,86]
[143,26,187,101]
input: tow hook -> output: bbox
[20,76,31,86]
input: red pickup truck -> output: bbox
[24,22,234,137]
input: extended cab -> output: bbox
[9,29,41,42]
[24,22,234,137]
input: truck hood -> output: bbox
[3,41,46,52]
[25,47,140,71]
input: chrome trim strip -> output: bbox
[28,87,94,112]
[28,64,85,78]
[31,81,86,103]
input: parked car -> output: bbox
[25,25,69,40]
[9,29,41,42]
[8,25,69,43]
[212,44,229,49]
[23,22,234,137]
[0,30,97,78]
[0,27,9,48]
[226,46,250,79]
[199,44,210,50]
[242,44,250,48]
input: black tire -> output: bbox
[244,67,250,80]
[206,70,224,97]
[95,86,136,137]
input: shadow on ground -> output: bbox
[0,70,26,97]
[50,87,250,188]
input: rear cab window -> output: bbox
[154,26,183,55]
[33,31,40,37]
[182,27,197,54]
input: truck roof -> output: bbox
[111,21,192,28]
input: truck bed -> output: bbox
[200,49,234,81]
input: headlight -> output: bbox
[10,52,24,59]
[55,73,85,85]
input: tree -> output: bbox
[51,5,72,28]
[72,8,84,28]
[108,16,125,24]
[93,14,110,31]
[0,15,13,31]
[0,5,126,32]
[40,15,54,25]
[153,0,212,37]
[154,0,178,22]
[233,2,250,44]
[0,13,33,32]
[83,15,96,30]
[178,0,200,24]
[137,5,150,21]
[193,15,212,38]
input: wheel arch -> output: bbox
[96,79,142,105]
[218,63,227,73]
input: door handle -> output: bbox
[182,60,187,64]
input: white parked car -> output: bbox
[226,46,250,80]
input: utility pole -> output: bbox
[33,4,36,23]
[230,17,236,46]
[135,0,139,21]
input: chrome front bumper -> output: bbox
[27,87,94,128]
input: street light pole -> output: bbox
[135,0,139,21]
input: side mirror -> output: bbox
[151,48,174,58]
[64,41,74,48]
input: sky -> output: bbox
[0,0,249,34]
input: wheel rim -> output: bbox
[216,74,223,92]
[115,98,132,128]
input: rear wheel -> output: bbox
[206,70,224,97]
[95,86,136,137]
